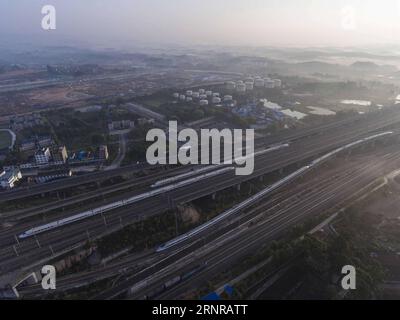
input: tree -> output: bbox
[91,134,105,145]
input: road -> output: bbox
[105,134,127,171]
[124,103,166,123]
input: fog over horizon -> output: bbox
[2,0,400,50]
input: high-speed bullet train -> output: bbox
[157,164,311,252]
[310,131,393,166]
[156,131,394,252]
[151,165,219,188]
[151,144,289,188]
[18,166,235,239]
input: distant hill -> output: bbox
[350,61,397,72]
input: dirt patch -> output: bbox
[29,87,92,104]
[179,204,201,225]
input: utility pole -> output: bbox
[34,235,41,248]
[14,235,20,246]
[13,245,19,257]
[168,194,179,236]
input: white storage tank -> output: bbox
[236,83,246,92]
[212,92,220,97]
[206,90,213,97]
[199,94,207,100]
[255,79,265,87]
[192,92,200,98]
[245,82,254,90]
[199,99,209,106]
[212,97,222,104]
[273,79,282,88]
[265,79,275,89]
[186,97,193,102]
[186,90,193,96]
[225,81,236,90]
[224,95,233,101]
[199,89,205,94]
[173,93,180,98]
[180,94,186,100]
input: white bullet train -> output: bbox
[156,164,311,252]
[18,166,235,239]
[151,143,289,188]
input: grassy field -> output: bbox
[0,131,11,149]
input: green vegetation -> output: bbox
[18,124,52,141]
[45,108,107,151]
[0,130,11,149]
[97,212,177,256]
[123,124,155,164]
[229,207,386,300]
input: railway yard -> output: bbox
[2,106,400,299]
[6,0,400,308]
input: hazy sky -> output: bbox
[2,0,400,48]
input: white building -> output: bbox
[206,90,213,97]
[179,95,186,101]
[186,90,193,96]
[173,93,180,99]
[224,95,233,101]
[199,100,209,106]
[186,97,193,102]
[99,145,109,160]
[0,167,22,189]
[192,92,200,98]
[199,89,205,94]
[20,139,36,152]
[35,148,51,165]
